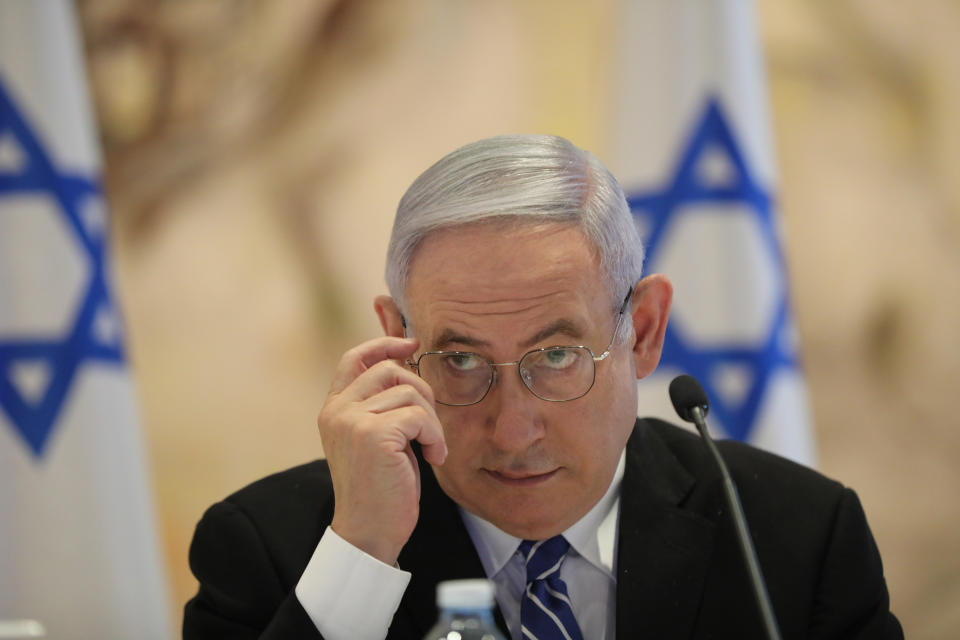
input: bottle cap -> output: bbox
[436,579,495,610]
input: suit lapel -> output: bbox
[616,419,716,639]
[395,447,510,638]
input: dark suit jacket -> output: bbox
[183,418,902,639]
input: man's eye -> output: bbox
[446,353,483,371]
[542,349,577,369]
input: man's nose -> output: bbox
[486,367,544,453]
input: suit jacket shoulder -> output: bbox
[183,460,335,639]
[620,418,902,639]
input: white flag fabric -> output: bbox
[608,0,816,465]
[0,2,172,638]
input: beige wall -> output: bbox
[78,1,959,636]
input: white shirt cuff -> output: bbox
[295,527,412,640]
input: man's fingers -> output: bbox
[360,382,439,421]
[354,386,446,465]
[419,437,448,467]
[340,358,436,407]
[357,336,421,368]
[330,336,420,394]
[386,405,448,466]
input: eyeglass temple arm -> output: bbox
[594,288,634,362]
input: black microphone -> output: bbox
[669,374,783,640]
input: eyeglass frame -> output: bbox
[401,289,633,406]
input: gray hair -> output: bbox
[385,135,645,326]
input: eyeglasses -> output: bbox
[405,291,632,406]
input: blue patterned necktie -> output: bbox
[518,536,584,640]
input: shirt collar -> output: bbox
[460,450,625,579]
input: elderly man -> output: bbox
[184,135,901,639]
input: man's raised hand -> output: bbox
[318,336,446,565]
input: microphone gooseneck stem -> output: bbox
[690,406,783,640]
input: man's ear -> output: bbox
[628,274,673,380]
[374,295,406,337]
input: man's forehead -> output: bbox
[401,221,614,344]
[406,224,603,291]
[425,315,587,351]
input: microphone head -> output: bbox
[669,374,710,423]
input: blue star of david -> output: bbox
[0,76,125,458]
[628,97,798,441]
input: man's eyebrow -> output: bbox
[430,319,584,352]
[520,319,584,349]
[432,329,490,351]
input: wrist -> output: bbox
[330,520,404,566]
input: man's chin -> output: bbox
[436,467,585,538]
[468,495,584,540]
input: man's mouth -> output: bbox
[483,468,560,487]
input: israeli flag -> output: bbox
[0,2,172,637]
[609,0,816,465]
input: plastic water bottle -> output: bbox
[423,579,506,640]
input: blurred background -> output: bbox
[70,0,960,636]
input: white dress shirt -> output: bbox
[295,453,624,640]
